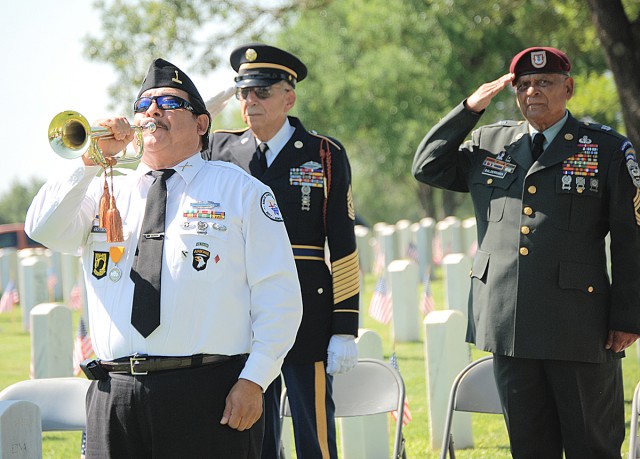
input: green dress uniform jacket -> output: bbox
[203,116,360,364]
[412,102,640,363]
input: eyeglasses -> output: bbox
[235,86,290,101]
[133,95,194,113]
[515,75,568,93]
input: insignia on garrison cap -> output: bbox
[245,48,258,62]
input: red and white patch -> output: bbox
[531,51,547,69]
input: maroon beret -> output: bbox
[509,47,571,82]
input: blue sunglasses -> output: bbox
[133,95,194,113]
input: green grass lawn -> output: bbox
[1,270,639,458]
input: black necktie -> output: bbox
[130,169,175,338]
[258,143,269,173]
[532,133,545,161]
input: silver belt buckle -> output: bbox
[130,355,148,375]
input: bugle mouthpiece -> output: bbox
[143,121,157,133]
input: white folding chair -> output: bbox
[0,377,91,431]
[279,358,406,459]
[629,380,640,459]
[440,355,503,459]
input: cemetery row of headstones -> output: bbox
[0,215,483,457]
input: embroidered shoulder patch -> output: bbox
[622,140,640,188]
[261,192,284,222]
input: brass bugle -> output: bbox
[48,110,156,168]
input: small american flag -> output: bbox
[420,275,435,316]
[47,271,58,301]
[69,283,82,311]
[406,242,419,264]
[432,233,443,267]
[389,353,412,426]
[372,239,386,276]
[73,318,94,376]
[0,280,19,313]
[369,277,392,324]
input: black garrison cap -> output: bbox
[137,58,211,150]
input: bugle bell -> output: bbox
[48,110,156,168]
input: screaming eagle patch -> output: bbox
[192,248,210,271]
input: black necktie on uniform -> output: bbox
[258,143,269,173]
[532,132,545,161]
[130,169,176,338]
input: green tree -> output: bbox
[86,0,640,223]
[280,0,616,222]
[0,179,44,225]
[84,0,328,111]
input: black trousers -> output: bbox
[493,354,624,459]
[85,356,264,459]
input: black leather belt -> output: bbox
[99,353,242,376]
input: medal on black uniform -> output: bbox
[290,161,323,211]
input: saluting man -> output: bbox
[412,47,640,458]
[203,43,360,459]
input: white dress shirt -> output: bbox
[26,153,302,390]
[255,117,295,167]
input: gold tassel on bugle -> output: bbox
[99,173,110,228]
[104,163,124,242]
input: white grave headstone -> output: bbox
[0,248,18,293]
[436,216,463,258]
[30,303,73,379]
[46,251,63,302]
[18,256,49,331]
[442,253,472,317]
[376,225,396,271]
[355,225,373,275]
[0,400,42,459]
[388,260,421,342]
[461,217,477,256]
[414,218,435,280]
[424,310,472,450]
[394,219,413,261]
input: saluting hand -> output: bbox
[466,73,515,113]
[220,378,263,431]
[606,330,640,353]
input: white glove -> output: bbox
[326,334,357,375]
[205,86,236,119]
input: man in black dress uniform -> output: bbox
[412,46,640,458]
[202,43,360,459]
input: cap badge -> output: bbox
[172,71,183,84]
[531,51,547,69]
[245,48,258,62]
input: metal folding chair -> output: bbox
[629,380,640,459]
[279,358,406,459]
[0,377,91,431]
[440,356,503,459]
